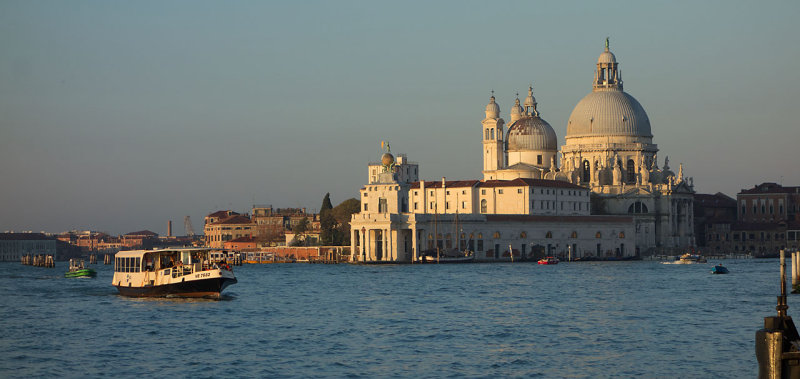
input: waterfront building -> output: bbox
[693,193,737,253]
[479,40,695,255]
[121,230,159,250]
[733,183,800,256]
[204,213,256,248]
[350,150,634,262]
[0,233,57,262]
[351,41,696,261]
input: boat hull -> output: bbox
[420,256,475,264]
[65,269,97,278]
[711,266,729,274]
[114,277,237,299]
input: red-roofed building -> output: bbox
[204,213,256,248]
[121,230,159,249]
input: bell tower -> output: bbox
[482,92,504,180]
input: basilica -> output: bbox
[350,41,694,262]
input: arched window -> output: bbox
[477,233,483,239]
[596,231,602,239]
[546,231,553,239]
[485,128,489,140]
[480,199,487,213]
[490,128,495,139]
[628,201,649,214]
[493,232,501,239]
[619,232,625,238]
[582,160,590,183]
[626,159,636,183]
[570,231,578,238]
[520,231,527,239]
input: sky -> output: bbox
[1,1,799,235]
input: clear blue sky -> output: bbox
[1,1,798,235]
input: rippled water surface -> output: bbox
[0,259,789,377]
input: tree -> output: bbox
[331,198,361,245]
[293,216,309,246]
[320,193,335,245]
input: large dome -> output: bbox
[566,90,651,137]
[507,116,557,151]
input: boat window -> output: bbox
[135,257,141,272]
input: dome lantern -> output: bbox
[523,85,539,117]
[484,90,500,119]
[594,38,623,91]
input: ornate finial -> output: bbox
[605,37,610,50]
[490,89,495,98]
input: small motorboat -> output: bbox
[538,256,559,265]
[672,253,707,264]
[65,259,97,278]
[711,264,729,274]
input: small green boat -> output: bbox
[65,259,97,278]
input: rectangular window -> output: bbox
[445,202,450,210]
[498,189,503,194]
[430,202,435,210]
[414,202,418,210]
[364,203,368,211]
[446,191,450,195]
[477,240,484,251]
[378,198,388,213]
[518,189,522,194]
[481,189,486,195]
[537,155,542,164]
[462,201,466,209]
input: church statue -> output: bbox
[640,159,650,184]
[612,153,622,185]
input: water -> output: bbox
[0,259,787,378]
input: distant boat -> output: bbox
[662,253,707,264]
[111,248,236,299]
[711,264,729,274]
[538,256,559,265]
[420,249,475,263]
[65,259,96,278]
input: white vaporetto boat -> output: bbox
[112,248,237,299]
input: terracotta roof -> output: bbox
[479,178,584,189]
[409,178,583,190]
[694,193,736,207]
[211,215,254,225]
[207,210,239,218]
[124,230,158,237]
[485,214,632,223]
[740,183,800,195]
[227,236,255,243]
[410,180,480,189]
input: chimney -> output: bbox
[167,220,172,237]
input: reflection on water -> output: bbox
[0,259,782,378]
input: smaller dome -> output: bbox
[507,116,557,152]
[485,96,500,118]
[381,152,395,166]
[597,48,616,64]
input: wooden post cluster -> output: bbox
[21,254,55,267]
